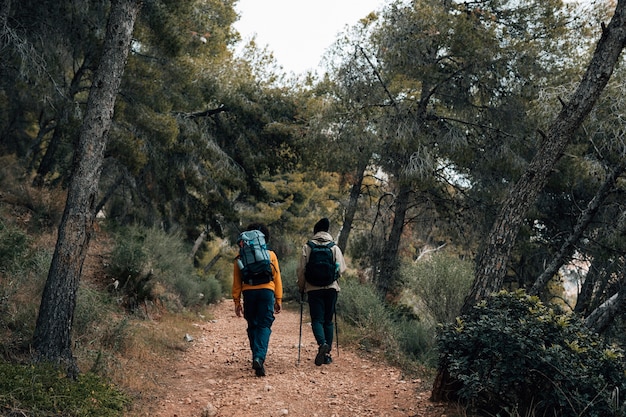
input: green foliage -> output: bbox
[245,171,344,236]
[0,219,51,357]
[0,362,130,417]
[393,316,437,365]
[73,286,125,357]
[107,226,222,309]
[437,290,626,416]
[399,253,474,325]
[0,219,30,272]
[338,277,436,366]
[277,256,299,302]
[339,277,392,343]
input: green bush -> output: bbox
[107,227,147,285]
[0,219,30,272]
[0,223,50,357]
[107,226,222,309]
[72,285,135,372]
[0,362,129,417]
[338,277,395,350]
[400,252,473,325]
[338,277,436,366]
[437,290,626,416]
[393,318,437,365]
[278,256,300,302]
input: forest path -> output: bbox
[134,299,451,417]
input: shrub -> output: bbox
[338,277,436,367]
[107,226,222,310]
[400,252,473,325]
[106,226,147,286]
[437,290,626,416]
[338,277,395,350]
[0,223,50,358]
[72,284,135,373]
[0,219,30,273]
[278,256,300,302]
[393,317,437,365]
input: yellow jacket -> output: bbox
[232,250,283,307]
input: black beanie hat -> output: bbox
[313,218,330,234]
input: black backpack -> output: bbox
[237,230,273,285]
[304,241,336,287]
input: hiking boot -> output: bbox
[252,358,266,377]
[315,343,330,366]
[324,354,332,365]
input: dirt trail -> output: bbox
[139,299,451,417]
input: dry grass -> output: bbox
[105,309,213,415]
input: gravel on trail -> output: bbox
[137,299,452,417]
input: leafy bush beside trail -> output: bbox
[338,277,438,368]
[106,226,222,310]
[400,253,473,326]
[437,290,626,417]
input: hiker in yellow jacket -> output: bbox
[232,223,282,377]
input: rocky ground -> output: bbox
[133,299,456,417]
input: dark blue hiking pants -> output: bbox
[307,288,337,349]
[242,289,275,362]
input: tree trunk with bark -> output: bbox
[376,182,411,296]
[33,61,90,187]
[337,160,367,253]
[433,0,626,402]
[462,1,626,314]
[32,0,141,376]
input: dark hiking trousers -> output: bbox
[307,288,337,349]
[242,288,275,362]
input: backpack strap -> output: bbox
[306,240,335,261]
[307,240,335,249]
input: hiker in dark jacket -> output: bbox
[297,218,347,366]
[232,223,283,377]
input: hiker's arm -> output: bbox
[296,244,308,292]
[334,246,348,276]
[232,261,243,317]
[270,251,283,302]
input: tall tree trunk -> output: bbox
[33,61,90,187]
[574,254,623,316]
[433,0,626,402]
[461,2,626,314]
[574,257,602,315]
[529,162,625,295]
[337,160,367,252]
[32,117,67,187]
[376,182,410,295]
[32,0,141,376]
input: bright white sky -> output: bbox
[233,0,386,75]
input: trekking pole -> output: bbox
[298,292,304,366]
[334,306,339,358]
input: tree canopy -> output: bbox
[1,0,625,405]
